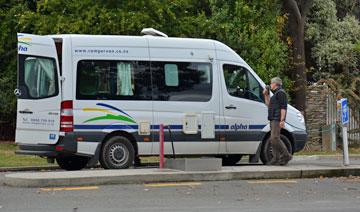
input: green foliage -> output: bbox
[0,2,28,125]
[355,42,360,53]
[209,0,289,87]
[306,0,360,81]
[0,0,288,132]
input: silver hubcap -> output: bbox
[109,144,128,166]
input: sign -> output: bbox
[341,98,349,125]
[337,98,350,166]
[336,98,350,165]
[337,98,349,125]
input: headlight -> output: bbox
[297,112,305,123]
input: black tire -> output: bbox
[260,134,292,165]
[56,156,89,171]
[99,136,135,169]
[221,155,243,166]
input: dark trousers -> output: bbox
[270,120,291,162]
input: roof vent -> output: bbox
[141,28,168,37]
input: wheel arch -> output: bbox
[280,129,295,154]
[260,128,295,154]
[102,130,139,156]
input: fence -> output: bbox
[326,93,360,145]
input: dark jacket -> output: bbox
[268,87,288,121]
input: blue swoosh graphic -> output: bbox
[96,103,133,119]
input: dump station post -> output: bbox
[338,98,350,166]
[159,124,165,169]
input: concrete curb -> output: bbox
[0,163,156,173]
[4,165,360,188]
[293,155,360,161]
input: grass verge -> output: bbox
[0,143,48,168]
[295,147,360,156]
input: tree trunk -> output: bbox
[293,20,306,113]
[284,0,313,114]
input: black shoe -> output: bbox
[267,157,279,165]
[279,155,292,166]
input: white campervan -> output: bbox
[15,29,307,170]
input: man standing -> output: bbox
[263,77,292,165]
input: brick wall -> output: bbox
[305,84,330,151]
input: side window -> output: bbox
[76,60,151,100]
[18,55,58,99]
[223,64,248,99]
[223,64,263,103]
[152,62,212,102]
[247,72,264,103]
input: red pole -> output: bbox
[159,124,165,169]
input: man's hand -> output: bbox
[280,109,287,128]
[262,89,269,96]
[263,88,270,106]
[280,121,285,128]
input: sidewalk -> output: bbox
[3,156,360,187]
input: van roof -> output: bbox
[50,34,233,51]
[48,34,246,64]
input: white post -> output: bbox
[342,126,350,166]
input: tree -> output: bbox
[283,0,313,114]
[0,1,32,139]
[306,0,360,85]
[209,0,289,88]
[335,0,360,20]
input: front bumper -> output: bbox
[292,130,308,152]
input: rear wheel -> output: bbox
[260,134,292,165]
[221,155,243,166]
[56,156,89,171]
[100,136,135,169]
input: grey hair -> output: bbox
[271,77,282,86]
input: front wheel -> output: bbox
[99,136,135,169]
[56,156,89,171]
[260,134,292,165]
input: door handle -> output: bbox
[225,105,237,110]
[19,110,33,114]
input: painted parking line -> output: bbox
[247,180,298,184]
[40,186,99,192]
[144,182,202,187]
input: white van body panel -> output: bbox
[70,36,153,155]
[284,105,306,131]
[16,33,61,145]
[60,36,74,101]
[148,37,221,155]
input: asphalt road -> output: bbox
[1,177,359,212]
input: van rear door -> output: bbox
[15,33,61,145]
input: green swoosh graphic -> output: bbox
[18,41,31,46]
[84,114,136,124]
